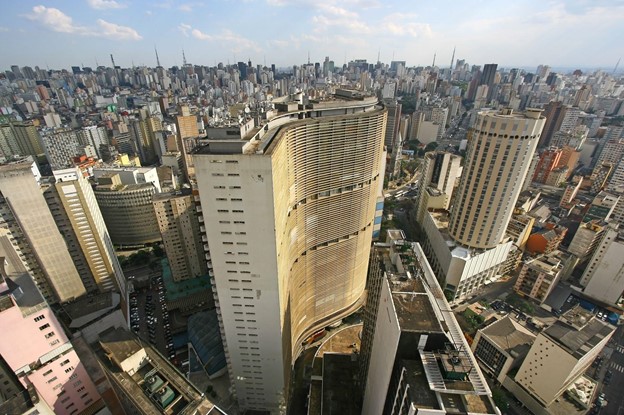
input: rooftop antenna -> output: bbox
[377,48,380,63]
[182,49,187,66]
[155,45,161,67]
[432,52,436,67]
[95,57,99,67]
[613,57,621,75]
[308,50,310,65]
[110,54,116,68]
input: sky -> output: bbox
[0,0,622,71]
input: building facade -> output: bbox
[153,192,207,282]
[0,161,85,303]
[44,168,124,295]
[448,108,545,249]
[193,92,386,413]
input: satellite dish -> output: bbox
[244,107,250,114]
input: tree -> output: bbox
[492,388,509,410]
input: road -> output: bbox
[599,323,624,415]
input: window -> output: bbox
[34,314,45,322]
[39,323,50,331]
[44,331,55,339]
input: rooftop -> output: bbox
[481,316,536,353]
[545,306,614,359]
[96,328,223,415]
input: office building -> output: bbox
[580,225,624,306]
[448,108,544,249]
[360,231,497,415]
[0,261,103,414]
[93,174,161,248]
[479,64,498,100]
[153,191,207,282]
[514,250,564,304]
[44,168,124,295]
[0,160,85,303]
[514,307,614,410]
[192,91,386,413]
[415,151,461,224]
[472,316,535,384]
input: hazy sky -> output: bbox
[0,0,622,71]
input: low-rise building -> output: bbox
[472,316,535,384]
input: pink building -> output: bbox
[0,265,102,415]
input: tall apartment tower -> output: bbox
[153,191,207,282]
[449,108,545,249]
[0,160,85,303]
[193,91,386,413]
[44,168,125,295]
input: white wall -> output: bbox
[194,154,285,413]
[362,277,401,415]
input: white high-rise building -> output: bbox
[449,108,545,249]
[193,91,386,413]
[422,108,545,301]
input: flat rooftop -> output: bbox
[545,308,614,359]
[393,292,443,333]
[481,316,536,353]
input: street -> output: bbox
[598,323,624,415]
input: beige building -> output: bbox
[472,316,535,384]
[449,108,545,249]
[45,168,125,294]
[0,160,85,303]
[94,174,161,247]
[153,192,207,282]
[515,307,614,407]
[193,91,386,413]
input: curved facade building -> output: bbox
[94,173,161,247]
[449,108,545,249]
[193,92,386,413]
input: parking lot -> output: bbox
[129,274,176,361]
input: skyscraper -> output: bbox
[480,63,498,102]
[448,108,545,249]
[44,168,125,295]
[0,160,85,303]
[193,90,386,413]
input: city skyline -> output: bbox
[0,0,622,70]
